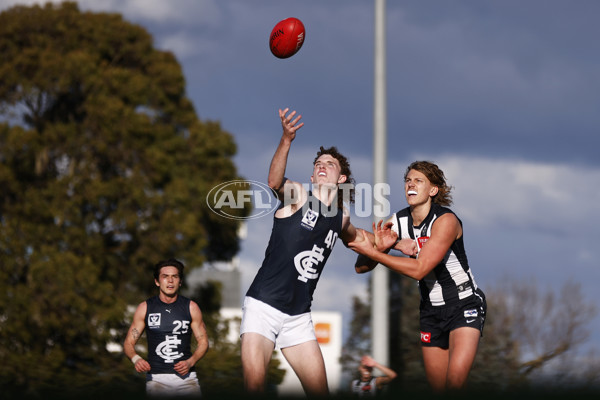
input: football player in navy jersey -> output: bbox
[350,161,486,393]
[240,108,367,396]
[124,259,209,397]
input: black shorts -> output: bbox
[419,290,487,349]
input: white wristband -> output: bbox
[131,355,142,365]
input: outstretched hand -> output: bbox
[373,220,398,251]
[279,108,304,141]
[397,238,418,257]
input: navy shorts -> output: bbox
[419,291,486,349]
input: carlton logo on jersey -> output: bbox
[294,244,325,282]
[156,334,184,363]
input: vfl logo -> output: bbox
[206,180,278,220]
[148,313,161,328]
[294,245,325,282]
[301,208,319,230]
[156,335,184,363]
[420,331,431,343]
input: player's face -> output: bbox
[311,154,346,186]
[155,266,181,297]
[358,364,373,381]
[404,169,438,206]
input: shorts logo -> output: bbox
[148,313,161,328]
[420,331,431,343]
[294,244,325,282]
[464,309,478,318]
[301,209,319,230]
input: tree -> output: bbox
[0,2,250,397]
[486,280,599,389]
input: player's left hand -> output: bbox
[373,220,398,251]
[174,359,192,376]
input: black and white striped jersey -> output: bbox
[391,203,481,307]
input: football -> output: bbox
[269,17,305,59]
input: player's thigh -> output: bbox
[281,340,326,377]
[241,332,275,372]
[448,326,480,372]
[421,346,449,391]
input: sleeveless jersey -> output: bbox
[391,203,481,307]
[246,194,343,315]
[351,378,377,396]
[145,295,194,374]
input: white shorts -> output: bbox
[240,296,316,349]
[146,371,201,397]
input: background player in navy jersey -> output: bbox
[350,161,487,393]
[350,355,397,397]
[124,258,209,397]
[241,108,366,396]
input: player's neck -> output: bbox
[410,202,431,226]
[159,292,179,304]
[312,183,337,206]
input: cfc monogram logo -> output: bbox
[294,245,325,282]
[156,335,184,363]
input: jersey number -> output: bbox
[324,230,338,249]
[172,320,190,334]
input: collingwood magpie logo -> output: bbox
[294,244,325,282]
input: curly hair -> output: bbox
[404,161,453,206]
[314,146,355,208]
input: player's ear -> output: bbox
[338,174,347,184]
[429,186,439,197]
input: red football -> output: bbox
[269,18,305,59]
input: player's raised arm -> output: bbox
[268,108,304,196]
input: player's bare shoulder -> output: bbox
[275,179,307,218]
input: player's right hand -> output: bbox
[134,357,151,373]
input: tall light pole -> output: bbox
[371,0,389,366]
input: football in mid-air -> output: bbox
[269,17,305,59]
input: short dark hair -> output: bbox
[314,146,355,207]
[153,258,185,282]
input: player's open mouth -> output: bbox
[407,190,418,196]
[318,172,326,176]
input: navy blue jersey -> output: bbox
[391,203,482,307]
[145,295,194,374]
[246,194,343,315]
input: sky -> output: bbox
[2,0,599,358]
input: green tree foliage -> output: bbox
[0,2,250,396]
